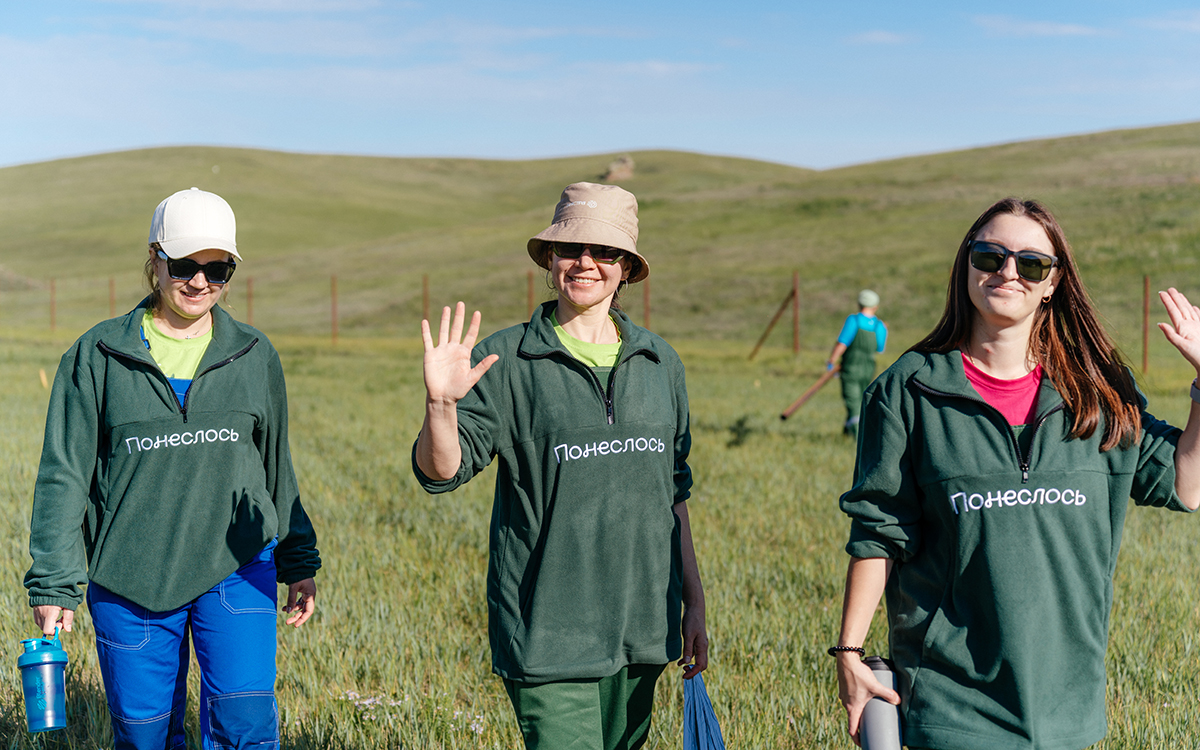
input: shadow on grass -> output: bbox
[726,415,754,447]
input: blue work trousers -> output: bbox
[87,541,279,750]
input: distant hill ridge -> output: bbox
[1,121,1198,344]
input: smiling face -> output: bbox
[550,245,630,315]
[150,247,232,329]
[967,213,1058,333]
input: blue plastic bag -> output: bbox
[683,673,726,750]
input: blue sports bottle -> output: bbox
[17,627,68,732]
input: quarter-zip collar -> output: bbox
[910,349,1066,482]
[516,301,662,425]
[98,296,259,372]
[910,349,1064,420]
[517,301,662,367]
[97,297,260,420]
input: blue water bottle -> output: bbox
[18,626,68,732]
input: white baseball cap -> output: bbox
[149,187,241,260]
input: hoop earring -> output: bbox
[1042,295,1052,303]
[545,270,555,291]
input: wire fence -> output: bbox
[0,273,663,344]
[0,272,1161,374]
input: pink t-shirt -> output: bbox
[962,354,1043,426]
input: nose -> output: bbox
[997,254,1020,281]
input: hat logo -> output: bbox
[566,200,598,208]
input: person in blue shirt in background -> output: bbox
[826,289,888,438]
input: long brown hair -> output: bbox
[910,198,1140,450]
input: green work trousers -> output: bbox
[840,327,879,437]
[841,373,871,437]
[503,663,667,750]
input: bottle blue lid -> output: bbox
[17,636,68,668]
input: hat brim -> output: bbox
[527,218,648,283]
[158,236,242,262]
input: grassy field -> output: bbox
[1,124,1200,748]
[1,335,1198,749]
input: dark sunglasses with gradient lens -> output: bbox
[550,242,626,264]
[156,250,237,285]
[968,241,1058,282]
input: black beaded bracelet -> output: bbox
[827,646,865,658]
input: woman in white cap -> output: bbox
[26,187,320,749]
[414,182,708,749]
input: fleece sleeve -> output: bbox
[1131,409,1193,512]
[412,344,507,494]
[840,375,925,561]
[25,344,99,610]
[671,356,694,505]
[261,348,322,584]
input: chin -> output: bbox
[171,300,214,319]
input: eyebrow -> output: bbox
[975,239,1056,256]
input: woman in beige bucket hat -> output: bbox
[414,182,708,749]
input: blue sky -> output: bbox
[2,1,1199,169]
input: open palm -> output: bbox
[1159,288,1200,374]
[421,302,498,403]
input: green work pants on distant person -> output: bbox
[840,328,879,438]
[841,374,870,438]
[504,663,667,750]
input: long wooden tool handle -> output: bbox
[780,366,839,420]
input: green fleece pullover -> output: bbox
[26,299,321,613]
[414,302,692,683]
[841,350,1191,750]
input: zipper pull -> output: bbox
[1021,467,1029,483]
[606,397,614,425]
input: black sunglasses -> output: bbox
[968,241,1058,282]
[550,242,625,264]
[156,250,237,285]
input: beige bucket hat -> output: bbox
[527,182,648,283]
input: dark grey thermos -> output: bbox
[860,656,902,750]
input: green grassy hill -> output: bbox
[2,122,1199,356]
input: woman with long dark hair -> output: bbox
[833,197,1200,749]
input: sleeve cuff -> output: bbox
[845,540,896,559]
[28,595,81,611]
[278,567,321,586]
[410,440,467,494]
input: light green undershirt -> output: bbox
[552,310,622,368]
[142,309,212,379]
